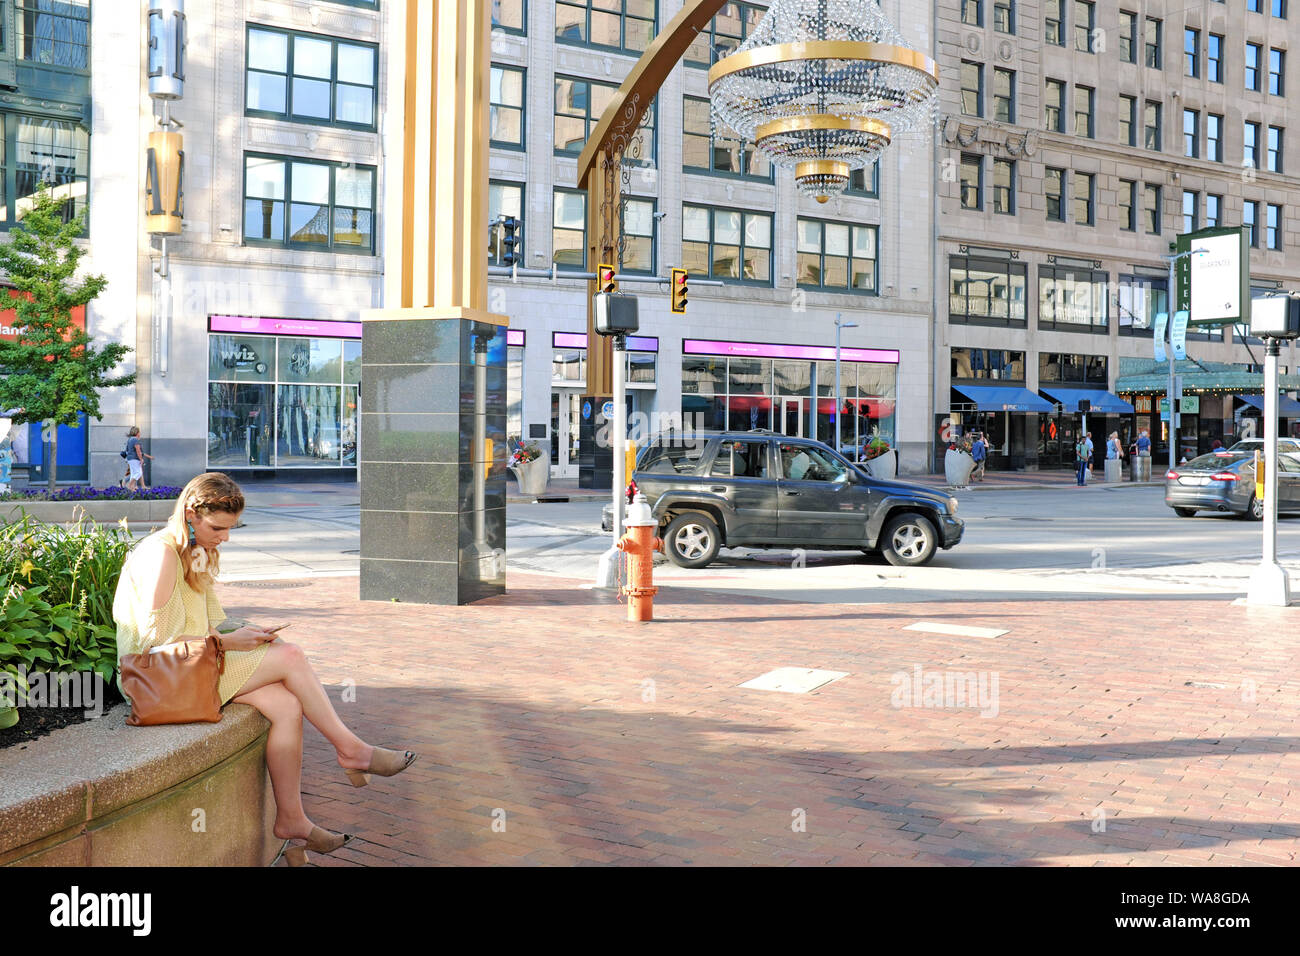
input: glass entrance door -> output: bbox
[779,397,806,437]
[550,389,581,479]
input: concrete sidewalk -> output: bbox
[219,572,1300,866]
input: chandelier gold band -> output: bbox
[708,41,940,87]
[794,160,850,178]
[755,114,893,142]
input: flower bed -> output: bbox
[0,485,182,502]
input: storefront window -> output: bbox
[774,359,812,395]
[681,356,725,394]
[507,345,524,440]
[951,348,1025,381]
[210,335,274,382]
[728,358,771,394]
[949,255,1027,326]
[343,340,361,384]
[278,337,343,383]
[1038,352,1108,385]
[1038,265,1108,330]
[552,347,586,382]
[627,350,656,383]
[208,383,274,467]
[276,384,342,466]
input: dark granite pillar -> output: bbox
[359,318,506,605]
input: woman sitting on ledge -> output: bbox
[113,472,416,866]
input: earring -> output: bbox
[186,521,196,549]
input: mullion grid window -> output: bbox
[682,95,770,180]
[243,153,376,253]
[555,75,655,165]
[949,256,1027,326]
[1270,48,1285,94]
[490,64,526,148]
[1182,189,1199,232]
[1208,113,1222,161]
[1119,179,1136,231]
[1072,172,1094,225]
[685,1,765,67]
[1247,43,1261,90]
[1119,11,1136,63]
[1045,167,1065,221]
[1118,276,1167,335]
[1183,109,1199,158]
[1144,100,1161,151]
[1038,265,1108,332]
[846,160,879,196]
[1244,200,1258,246]
[962,0,982,26]
[555,0,657,56]
[1074,1,1094,52]
[994,0,1014,33]
[1045,78,1064,132]
[1185,28,1199,77]
[620,197,656,274]
[682,204,772,284]
[796,218,877,293]
[993,158,1015,214]
[1245,120,1260,168]
[1045,0,1064,45]
[961,61,983,117]
[1145,17,1161,68]
[1208,33,1223,82]
[245,25,378,130]
[1206,193,1222,226]
[994,68,1015,123]
[1144,183,1161,233]
[553,188,587,270]
[1268,125,1284,172]
[1119,94,1136,145]
[1267,203,1282,248]
[488,180,523,266]
[1074,85,1093,138]
[960,153,983,210]
[491,0,527,34]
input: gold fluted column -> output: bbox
[360,0,507,606]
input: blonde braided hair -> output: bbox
[166,472,245,591]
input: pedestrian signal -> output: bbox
[598,263,617,295]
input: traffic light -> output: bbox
[671,267,688,314]
[500,217,520,266]
[598,262,617,295]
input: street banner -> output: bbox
[1171,310,1189,360]
[1153,312,1168,362]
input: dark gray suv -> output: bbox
[606,431,963,568]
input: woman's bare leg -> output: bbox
[233,640,373,769]
[231,682,316,839]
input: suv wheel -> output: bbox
[663,512,721,569]
[880,513,938,567]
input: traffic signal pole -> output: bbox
[1247,336,1292,605]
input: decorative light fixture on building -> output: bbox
[708,0,939,203]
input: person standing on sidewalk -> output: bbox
[1075,436,1090,486]
[1085,432,1095,482]
[971,432,987,482]
[125,426,154,492]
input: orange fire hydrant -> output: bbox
[617,493,661,622]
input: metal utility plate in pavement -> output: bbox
[903,622,1008,639]
[738,667,849,693]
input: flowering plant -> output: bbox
[509,440,544,466]
[0,485,182,502]
[861,434,891,461]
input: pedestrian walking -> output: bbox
[971,432,987,482]
[124,426,155,492]
[1075,435,1090,486]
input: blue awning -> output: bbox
[1039,386,1135,415]
[951,385,1055,412]
[1238,393,1300,416]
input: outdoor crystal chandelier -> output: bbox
[708,0,940,203]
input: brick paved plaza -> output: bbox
[220,574,1300,867]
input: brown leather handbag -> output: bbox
[120,636,226,726]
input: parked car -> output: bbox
[602,431,964,568]
[1227,437,1300,462]
[1163,450,1300,518]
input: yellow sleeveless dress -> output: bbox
[113,531,269,705]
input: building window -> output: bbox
[1249,0,1260,10]
[1039,353,1108,384]
[948,255,1028,326]
[555,76,655,164]
[1045,167,1064,221]
[1072,172,1094,225]
[1245,120,1260,168]
[619,198,656,273]
[1073,85,1093,138]
[1144,17,1161,68]
[682,95,770,179]
[1183,109,1199,158]
[953,348,1026,382]
[1270,48,1285,94]
[994,0,1015,33]
[962,0,982,26]
[1119,178,1136,231]
[1207,113,1223,161]
[1144,183,1161,233]
[1206,193,1222,227]
[992,158,1015,214]
[555,0,657,55]
[1074,1,1094,52]
[1182,189,1199,232]
[993,68,1015,123]
[1244,199,1259,245]
[490,65,525,148]
[1119,94,1136,146]
[960,153,982,210]
[245,26,378,129]
[1045,0,1064,45]
[1276,0,1288,18]
[1185,27,1200,77]
[552,188,586,270]
[1118,276,1167,335]
[1119,10,1136,63]
[1144,100,1161,151]
[1039,265,1108,331]
[491,0,527,34]
[242,154,376,252]
[961,60,983,117]
[685,1,765,67]
[1267,203,1282,248]
[17,0,90,70]
[683,204,773,284]
[1268,125,1284,172]
[796,219,878,292]
[3,115,90,229]
[1045,78,1064,132]
[1208,33,1223,82]
[847,161,879,196]
[1247,42,1261,90]
[488,181,523,265]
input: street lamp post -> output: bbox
[1162,247,1211,473]
[834,312,859,456]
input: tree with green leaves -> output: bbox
[0,185,134,493]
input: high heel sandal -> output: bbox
[344,747,418,788]
[279,826,353,867]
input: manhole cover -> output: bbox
[739,667,848,694]
[227,580,313,589]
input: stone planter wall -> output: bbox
[0,499,178,525]
[0,704,277,867]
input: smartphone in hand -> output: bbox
[264,623,292,634]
